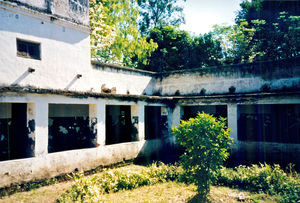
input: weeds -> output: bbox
[215,164,300,202]
[58,162,181,202]
[58,162,299,202]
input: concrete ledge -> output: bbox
[91,61,157,76]
[0,86,173,103]
[156,56,300,77]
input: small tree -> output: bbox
[172,112,233,199]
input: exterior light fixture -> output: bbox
[76,74,82,79]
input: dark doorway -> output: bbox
[0,103,32,161]
[106,105,134,145]
[145,106,168,140]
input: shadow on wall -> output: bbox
[11,68,35,86]
[143,76,158,96]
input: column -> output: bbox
[167,105,181,131]
[96,101,106,146]
[138,102,145,141]
[27,103,35,157]
[130,104,139,141]
[167,105,182,144]
[34,101,48,157]
[89,104,98,146]
[227,104,238,145]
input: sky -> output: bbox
[180,0,243,35]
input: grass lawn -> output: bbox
[0,164,280,203]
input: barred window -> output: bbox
[17,39,41,60]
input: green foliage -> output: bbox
[90,0,157,68]
[58,162,298,202]
[172,112,232,199]
[213,0,300,64]
[236,0,300,25]
[137,0,186,35]
[58,162,182,202]
[215,164,300,203]
[140,25,223,71]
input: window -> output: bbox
[238,104,300,143]
[48,104,97,153]
[106,105,139,145]
[17,39,41,60]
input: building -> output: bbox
[0,0,299,188]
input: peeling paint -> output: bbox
[2,0,89,26]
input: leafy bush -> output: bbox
[58,161,299,202]
[58,162,182,202]
[215,164,300,203]
[172,112,232,198]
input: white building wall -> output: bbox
[153,60,300,96]
[0,3,154,95]
[0,92,168,188]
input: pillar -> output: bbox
[227,104,238,145]
[138,102,145,141]
[26,103,35,157]
[34,101,48,157]
[96,101,106,146]
[167,105,182,143]
[89,104,98,146]
[130,105,139,141]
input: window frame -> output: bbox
[16,38,41,60]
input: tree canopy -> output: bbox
[137,0,186,35]
[138,25,223,72]
[90,0,300,70]
[212,0,300,64]
[90,0,157,67]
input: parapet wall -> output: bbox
[1,0,89,26]
[152,57,300,96]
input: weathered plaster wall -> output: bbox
[178,94,300,170]
[90,63,155,95]
[0,93,171,188]
[0,4,155,95]
[1,0,89,26]
[0,140,162,188]
[153,58,300,96]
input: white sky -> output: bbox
[180,0,243,35]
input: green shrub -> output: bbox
[215,164,300,203]
[57,162,183,202]
[172,112,232,199]
[58,162,299,202]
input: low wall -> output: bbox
[153,57,300,96]
[0,138,173,188]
